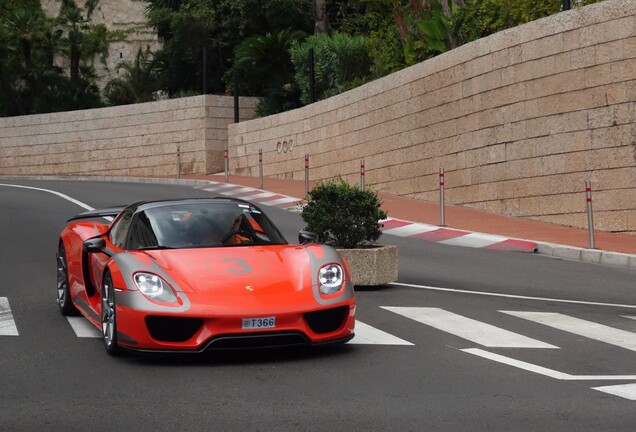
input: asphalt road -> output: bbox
[1,179,636,431]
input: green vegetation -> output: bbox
[0,0,608,117]
[0,0,121,116]
[301,178,387,248]
[290,32,372,104]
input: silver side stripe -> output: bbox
[0,297,19,336]
[383,307,558,349]
[502,311,636,353]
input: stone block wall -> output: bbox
[228,0,636,235]
[0,95,257,176]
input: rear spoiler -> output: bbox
[66,206,126,223]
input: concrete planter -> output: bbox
[336,244,398,287]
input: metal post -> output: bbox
[563,0,571,11]
[233,74,239,123]
[176,146,181,179]
[202,47,207,95]
[308,48,316,103]
[224,147,229,183]
[585,180,596,249]
[439,167,446,227]
[304,154,309,197]
[360,159,365,189]
[258,148,263,190]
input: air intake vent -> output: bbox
[304,306,348,334]
[145,316,203,342]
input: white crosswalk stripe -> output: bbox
[0,297,19,336]
[502,311,636,353]
[383,307,558,348]
[349,321,414,345]
[593,383,636,400]
[66,316,101,338]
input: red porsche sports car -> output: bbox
[57,198,355,355]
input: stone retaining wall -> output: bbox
[41,0,161,88]
[228,0,636,235]
[0,96,257,176]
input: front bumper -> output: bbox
[114,290,356,352]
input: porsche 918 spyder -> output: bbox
[56,198,356,355]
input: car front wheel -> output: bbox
[101,271,120,356]
[57,243,79,316]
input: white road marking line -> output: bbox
[624,316,636,321]
[439,232,505,248]
[0,184,94,211]
[383,307,557,348]
[382,224,438,237]
[349,320,414,345]
[202,184,239,192]
[462,348,569,379]
[592,383,636,400]
[389,282,636,309]
[0,297,19,336]
[66,317,101,338]
[221,187,261,196]
[258,196,299,207]
[502,311,636,353]
[239,192,277,200]
[462,348,636,381]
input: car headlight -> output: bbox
[318,264,344,295]
[134,273,178,303]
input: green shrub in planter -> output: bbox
[301,178,387,249]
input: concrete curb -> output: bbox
[3,175,636,269]
[536,243,636,268]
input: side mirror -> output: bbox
[83,238,106,253]
[299,230,318,245]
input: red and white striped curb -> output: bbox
[379,218,538,253]
[195,181,302,209]
[196,181,538,253]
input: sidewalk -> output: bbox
[182,174,636,268]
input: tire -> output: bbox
[57,243,79,316]
[101,271,120,356]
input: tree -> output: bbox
[233,29,306,115]
[451,0,605,46]
[144,0,313,97]
[391,0,457,65]
[290,32,372,104]
[0,0,117,116]
[104,48,160,105]
[327,0,405,77]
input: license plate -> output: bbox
[242,316,276,330]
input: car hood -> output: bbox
[137,245,321,295]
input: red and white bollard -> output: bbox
[304,154,309,197]
[176,146,181,179]
[258,148,263,189]
[439,167,446,227]
[360,159,365,189]
[224,147,229,183]
[585,180,596,249]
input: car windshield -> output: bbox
[132,202,287,249]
